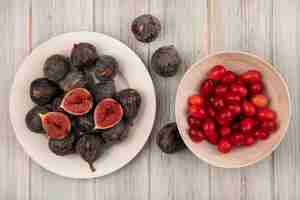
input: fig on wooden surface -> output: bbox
[76,134,104,172]
[61,88,93,116]
[59,71,94,92]
[25,105,50,133]
[71,43,98,70]
[43,54,70,82]
[40,112,71,140]
[151,45,181,77]
[30,78,61,106]
[101,120,129,143]
[114,89,141,123]
[94,55,118,81]
[90,79,116,103]
[156,122,186,154]
[94,98,124,130]
[48,129,76,156]
[131,14,161,43]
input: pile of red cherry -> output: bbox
[187,65,278,153]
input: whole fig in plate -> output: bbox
[61,88,93,116]
[59,71,94,92]
[114,89,141,123]
[76,134,104,172]
[94,98,124,130]
[101,120,129,143]
[40,112,71,140]
[25,105,50,133]
[131,14,161,43]
[43,54,70,82]
[48,129,76,156]
[151,45,181,77]
[156,122,185,154]
[90,79,116,103]
[94,55,118,81]
[71,43,98,70]
[73,112,95,133]
[30,78,61,106]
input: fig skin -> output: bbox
[151,45,181,77]
[91,79,116,103]
[48,129,76,156]
[76,134,104,172]
[73,112,95,133]
[59,71,94,92]
[131,14,161,43]
[25,106,50,133]
[114,89,142,124]
[43,54,70,82]
[101,120,129,143]
[30,78,61,106]
[94,55,119,81]
[156,122,186,154]
[71,43,98,70]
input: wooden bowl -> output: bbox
[175,51,291,168]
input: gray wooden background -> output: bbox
[1,0,299,199]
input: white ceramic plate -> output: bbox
[10,32,156,179]
[176,51,291,168]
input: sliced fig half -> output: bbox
[40,112,71,140]
[94,98,123,129]
[61,88,93,116]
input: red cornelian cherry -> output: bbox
[253,129,270,140]
[216,108,234,125]
[257,108,277,121]
[188,105,206,119]
[187,116,202,129]
[219,126,231,137]
[224,92,241,104]
[230,83,248,98]
[231,132,244,146]
[210,95,225,110]
[218,138,232,153]
[249,82,264,94]
[208,65,227,81]
[227,104,242,115]
[215,84,228,96]
[242,100,256,116]
[202,119,216,133]
[206,131,219,145]
[260,120,278,132]
[189,129,205,142]
[240,70,262,83]
[206,105,216,118]
[200,79,215,97]
[251,94,269,108]
[188,94,205,107]
[221,71,237,84]
[244,135,257,146]
[240,118,257,134]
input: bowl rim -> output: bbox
[175,50,291,168]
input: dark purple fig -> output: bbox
[131,14,161,43]
[94,55,118,81]
[156,122,185,154]
[71,43,98,70]
[30,78,61,106]
[114,89,141,123]
[59,71,94,92]
[48,129,76,156]
[101,120,129,143]
[90,79,116,103]
[25,105,50,133]
[151,45,181,77]
[43,54,70,82]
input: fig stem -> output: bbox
[88,162,96,172]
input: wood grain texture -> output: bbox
[272,0,299,199]
[30,1,94,200]
[0,0,31,199]
[149,1,210,200]
[94,1,150,200]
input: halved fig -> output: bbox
[40,112,71,140]
[61,88,93,116]
[94,98,123,129]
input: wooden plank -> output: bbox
[0,0,31,199]
[94,1,150,200]
[239,1,273,200]
[210,1,243,199]
[149,1,210,200]
[272,0,299,199]
[30,0,94,200]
